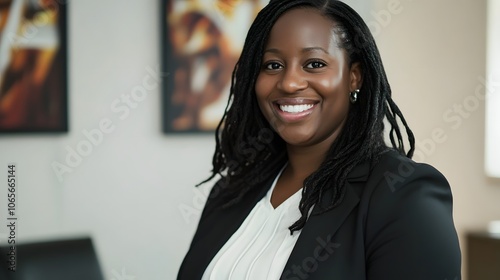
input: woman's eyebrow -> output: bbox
[263,47,329,54]
[301,47,329,54]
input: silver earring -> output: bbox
[350,89,359,104]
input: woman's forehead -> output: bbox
[264,8,343,53]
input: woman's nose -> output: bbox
[277,67,308,93]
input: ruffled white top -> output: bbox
[202,166,303,280]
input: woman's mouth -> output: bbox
[279,104,315,113]
[273,100,318,122]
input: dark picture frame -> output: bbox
[161,0,267,133]
[0,0,68,133]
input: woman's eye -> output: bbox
[305,61,326,69]
[265,62,282,70]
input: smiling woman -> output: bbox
[255,8,358,207]
[177,1,461,279]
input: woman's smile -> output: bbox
[273,98,319,122]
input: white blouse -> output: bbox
[202,166,303,280]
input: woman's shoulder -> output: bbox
[365,148,449,194]
[357,150,461,278]
[356,148,454,225]
[358,148,455,234]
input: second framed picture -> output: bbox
[162,0,269,133]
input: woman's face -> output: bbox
[255,8,361,149]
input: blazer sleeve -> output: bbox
[177,178,224,280]
[364,158,462,280]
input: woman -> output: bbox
[178,0,462,279]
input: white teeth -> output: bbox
[279,104,314,113]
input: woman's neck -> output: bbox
[284,141,331,180]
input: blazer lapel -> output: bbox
[280,162,370,279]
[180,172,277,280]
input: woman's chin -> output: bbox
[276,129,316,147]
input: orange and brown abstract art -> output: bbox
[0,0,67,132]
[163,0,268,132]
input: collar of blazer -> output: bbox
[179,159,372,280]
[282,161,369,279]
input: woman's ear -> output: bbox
[349,62,363,91]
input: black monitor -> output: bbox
[0,237,104,280]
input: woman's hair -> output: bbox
[201,0,415,233]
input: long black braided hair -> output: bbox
[200,0,415,234]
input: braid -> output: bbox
[386,96,416,157]
[199,0,415,234]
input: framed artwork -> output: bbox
[162,0,268,133]
[0,0,68,133]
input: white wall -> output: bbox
[0,0,498,279]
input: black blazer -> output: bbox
[178,150,461,279]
